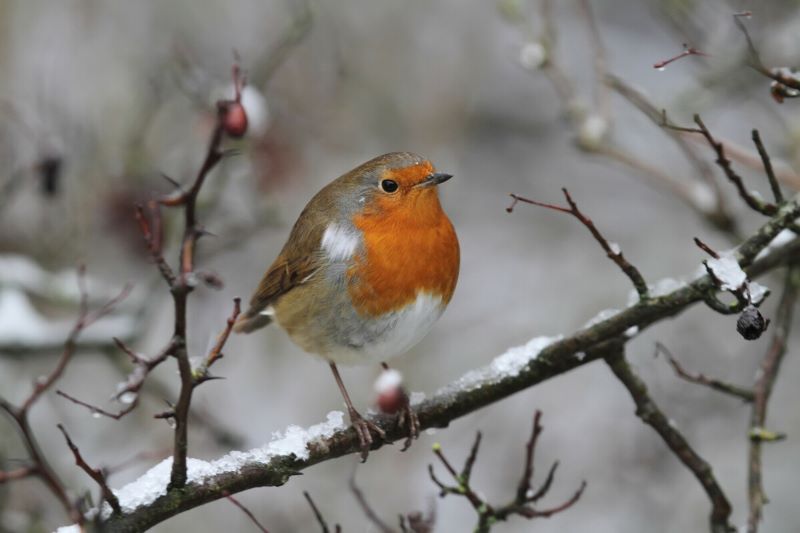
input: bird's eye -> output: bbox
[380,179,399,193]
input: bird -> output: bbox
[234,152,459,459]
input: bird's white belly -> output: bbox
[327,292,445,365]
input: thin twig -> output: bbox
[507,188,649,300]
[536,0,579,113]
[194,298,242,383]
[430,412,585,532]
[57,424,121,515]
[747,266,799,533]
[660,110,800,191]
[431,442,484,510]
[22,280,132,413]
[733,16,800,92]
[56,390,138,420]
[653,43,709,70]
[694,237,721,259]
[112,338,174,401]
[304,491,340,533]
[0,271,130,524]
[460,431,481,483]
[0,465,37,482]
[693,115,777,217]
[255,0,313,86]
[135,204,175,286]
[751,130,783,204]
[605,75,732,232]
[516,412,542,503]
[349,473,393,533]
[655,343,754,402]
[223,491,270,533]
[577,0,611,122]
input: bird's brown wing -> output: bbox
[233,192,332,334]
[233,253,320,333]
[233,166,352,334]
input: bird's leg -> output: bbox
[330,362,385,462]
[380,362,419,451]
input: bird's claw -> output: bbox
[348,408,385,462]
[396,394,420,451]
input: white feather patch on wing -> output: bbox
[321,223,359,262]
[260,306,275,316]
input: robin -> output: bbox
[234,152,459,459]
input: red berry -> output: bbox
[222,102,248,138]
[377,387,403,414]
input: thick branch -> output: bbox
[100,196,800,531]
[605,347,732,533]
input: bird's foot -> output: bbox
[348,407,385,462]
[396,391,420,451]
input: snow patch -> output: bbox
[584,308,619,329]
[440,336,561,394]
[706,256,746,291]
[748,282,769,305]
[106,411,345,515]
[755,229,797,261]
[409,391,426,405]
[374,369,402,393]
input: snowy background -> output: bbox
[2,1,800,531]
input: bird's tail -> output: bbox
[233,307,273,334]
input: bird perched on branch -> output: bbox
[235,152,459,459]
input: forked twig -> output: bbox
[428,411,586,532]
[57,424,121,515]
[655,343,754,402]
[507,188,649,300]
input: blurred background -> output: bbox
[1,0,800,531]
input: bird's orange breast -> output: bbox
[347,189,459,318]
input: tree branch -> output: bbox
[747,265,799,533]
[655,343,754,402]
[507,188,649,300]
[223,491,270,533]
[304,491,341,533]
[97,195,800,531]
[605,345,732,533]
[58,424,121,515]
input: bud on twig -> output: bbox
[221,101,248,138]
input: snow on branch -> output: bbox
[92,193,800,531]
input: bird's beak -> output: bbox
[415,172,453,188]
